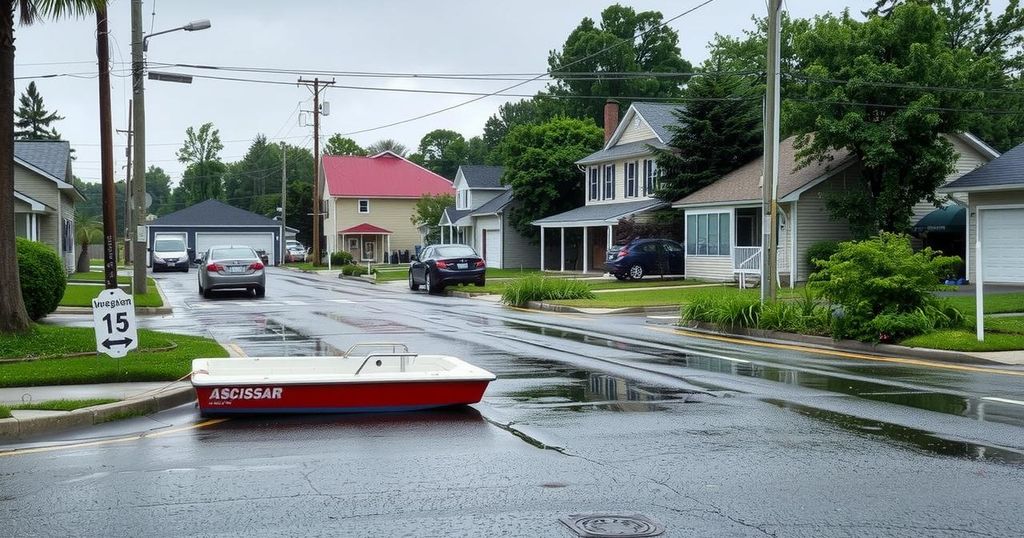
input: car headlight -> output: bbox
[153,255,165,263]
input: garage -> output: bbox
[196,232,277,265]
[483,229,501,268]
[980,208,1024,283]
[146,199,288,268]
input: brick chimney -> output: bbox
[603,99,620,144]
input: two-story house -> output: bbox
[13,140,82,272]
[438,165,539,268]
[532,101,677,272]
[321,151,454,263]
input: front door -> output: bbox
[348,238,360,260]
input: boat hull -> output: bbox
[194,379,491,416]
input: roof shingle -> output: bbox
[148,199,283,227]
[943,141,1024,190]
[15,140,70,182]
[459,165,506,189]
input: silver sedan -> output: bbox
[197,246,266,298]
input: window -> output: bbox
[643,159,657,196]
[603,164,615,200]
[588,167,599,201]
[457,189,468,209]
[625,161,638,198]
[686,213,731,256]
[358,199,370,213]
[62,218,72,253]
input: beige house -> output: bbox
[321,151,454,263]
[13,140,82,272]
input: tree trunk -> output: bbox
[0,6,31,333]
[76,243,91,273]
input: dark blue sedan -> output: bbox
[605,239,685,280]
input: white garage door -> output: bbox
[982,208,1024,283]
[196,232,276,265]
[483,229,501,268]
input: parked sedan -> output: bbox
[408,244,485,294]
[606,238,685,280]
[285,245,307,262]
[197,245,266,298]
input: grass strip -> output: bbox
[60,283,163,308]
[901,329,1024,352]
[945,292,1024,316]
[10,398,119,411]
[68,272,156,287]
[0,405,9,419]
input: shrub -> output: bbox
[680,290,760,328]
[17,238,67,320]
[500,275,594,306]
[806,240,841,270]
[870,310,933,343]
[809,233,962,341]
[330,251,354,266]
[340,264,377,276]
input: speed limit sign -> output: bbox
[92,288,139,358]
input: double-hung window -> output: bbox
[588,167,599,201]
[625,161,638,198]
[358,199,370,213]
[643,159,657,196]
[603,164,615,200]
[686,212,731,256]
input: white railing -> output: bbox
[733,246,790,273]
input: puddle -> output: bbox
[764,399,1024,465]
[316,312,423,334]
[223,318,344,357]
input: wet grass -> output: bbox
[0,405,9,418]
[945,292,1024,316]
[901,329,1024,352]
[10,398,119,411]
[60,283,163,308]
[68,272,157,287]
[551,286,785,308]
[0,325,227,387]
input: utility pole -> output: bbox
[118,102,133,267]
[280,141,287,266]
[298,77,334,266]
[97,6,117,290]
[130,0,147,294]
[761,0,783,302]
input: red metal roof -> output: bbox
[323,151,454,198]
[339,223,393,234]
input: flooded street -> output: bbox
[6,268,1024,536]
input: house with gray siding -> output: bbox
[673,133,995,285]
[13,140,81,272]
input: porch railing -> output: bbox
[733,246,791,273]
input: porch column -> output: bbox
[606,224,613,250]
[540,226,545,271]
[560,227,565,272]
[387,235,391,263]
[582,226,589,274]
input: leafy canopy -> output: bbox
[409,129,468,180]
[323,134,367,156]
[410,193,455,244]
[15,81,63,140]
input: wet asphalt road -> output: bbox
[3,268,1024,537]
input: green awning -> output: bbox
[911,204,965,235]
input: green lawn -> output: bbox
[0,405,8,418]
[10,398,119,411]
[551,285,748,308]
[945,292,1024,316]
[0,324,227,387]
[69,271,157,287]
[901,329,1024,352]
[60,283,163,308]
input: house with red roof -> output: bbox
[321,151,454,263]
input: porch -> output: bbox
[685,205,795,287]
[336,223,392,263]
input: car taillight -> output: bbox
[249,262,264,270]
[435,260,449,269]
[475,260,485,268]
[206,263,224,272]
[618,248,629,257]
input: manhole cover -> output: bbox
[559,514,665,537]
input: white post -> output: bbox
[540,226,546,271]
[387,235,391,264]
[606,224,613,250]
[976,209,985,341]
[582,226,589,274]
[328,232,333,270]
[560,227,565,272]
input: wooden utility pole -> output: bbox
[97,6,117,290]
[130,0,148,294]
[280,141,287,266]
[118,103,133,266]
[298,77,334,266]
[761,0,783,302]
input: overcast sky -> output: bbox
[11,1,901,184]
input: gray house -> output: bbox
[146,199,287,265]
[13,140,81,272]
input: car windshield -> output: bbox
[434,246,476,258]
[154,239,185,252]
[210,247,256,260]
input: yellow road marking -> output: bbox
[227,343,248,357]
[0,418,228,458]
[648,326,1024,377]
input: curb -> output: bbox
[519,301,679,316]
[0,385,196,441]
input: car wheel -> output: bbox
[613,273,627,281]
[628,264,644,280]
[202,288,212,299]
[408,270,420,291]
[255,286,265,298]
[424,270,433,294]
[183,265,189,273]
[198,282,204,295]
[475,278,485,287]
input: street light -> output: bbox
[130,0,210,294]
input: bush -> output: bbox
[339,264,377,276]
[680,291,760,328]
[17,238,67,320]
[330,251,354,266]
[806,240,841,270]
[500,275,595,306]
[870,310,933,342]
[809,233,962,341]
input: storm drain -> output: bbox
[559,514,665,537]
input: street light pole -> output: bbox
[130,0,147,294]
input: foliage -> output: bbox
[145,166,173,216]
[482,99,564,161]
[16,238,67,321]
[410,193,455,244]
[681,292,761,328]
[652,63,762,203]
[330,251,354,266]
[174,123,225,206]
[465,135,489,165]
[806,240,841,270]
[60,283,163,308]
[614,211,683,243]
[500,275,595,306]
[808,233,962,340]
[409,129,468,179]
[323,134,367,156]
[340,264,377,276]
[498,116,604,241]
[680,288,832,335]
[74,211,102,272]
[10,398,118,411]
[547,4,691,123]
[15,81,63,140]
[366,139,408,157]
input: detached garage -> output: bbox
[146,199,286,266]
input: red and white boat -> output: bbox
[190,344,496,416]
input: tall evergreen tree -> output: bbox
[14,81,63,140]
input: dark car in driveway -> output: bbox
[409,244,485,294]
[606,238,685,280]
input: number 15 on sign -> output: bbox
[92,288,139,358]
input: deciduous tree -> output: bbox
[324,134,367,156]
[411,129,468,179]
[410,193,454,244]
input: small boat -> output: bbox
[190,343,496,416]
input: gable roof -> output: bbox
[604,102,683,149]
[577,139,667,165]
[148,199,283,227]
[673,136,854,208]
[440,206,474,226]
[942,141,1024,192]
[469,189,514,216]
[15,140,71,183]
[458,165,506,189]
[323,152,454,198]
[340,223,392,234]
